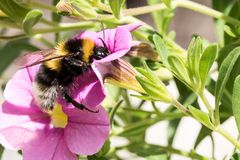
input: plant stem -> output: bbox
[33,22,95,34]
[199,92,215,125]
[215,126,240,150]
[174,0,240,26]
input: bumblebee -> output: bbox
[23,38,109,113]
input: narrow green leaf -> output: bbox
[161,0,171,8]
[215,47,240,110]
[109,0,125,19]
[187,36,203,85]
[199,44,218,90]
[153,34,169,67]
[232,75,240,133]
[188,105,214,129]
[0,0,29,22]
[167,55,191,85]
[22,9,42,35]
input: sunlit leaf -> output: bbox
[199,44,218,90]
[153,34,169,66]
[22,9,42,35]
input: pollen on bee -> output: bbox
[49,103,68,128]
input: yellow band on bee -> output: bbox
[82,39,95,62]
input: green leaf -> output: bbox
[188,105,214,129]
[199,44,218,90]
[0,39,39,76]
[161,0,171,8]
[187,36,203,86]
[109,0,125,19]
[69,0,97,19]
[0,0,29,23]
[215,47,240,111]
[167,55,191,85]
[153,34,169,66]
[22,9,43,35]
[232,75,240,133]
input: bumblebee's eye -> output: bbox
[93,47,109,60]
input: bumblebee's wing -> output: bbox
[18,49,55,67]
[19,49,66,68]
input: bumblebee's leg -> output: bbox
[58,86,99,113]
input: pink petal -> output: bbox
[119,23,143,32]
[64,106,110,155]
[0,102,49,150]
[22,128,76,160]
[91,62,111,85]
[66,70,105,109]
[0,127,36,150]
[95,27,132,63]
[3,65,39,107]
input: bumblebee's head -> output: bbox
[91,38,109,60]
[92,46,109,60]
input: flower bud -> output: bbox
[104,59,145,93]
[56,0,80,17]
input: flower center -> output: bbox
[49,103,68,128]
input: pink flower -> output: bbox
[0,65,110,160]
[75,23,142,84]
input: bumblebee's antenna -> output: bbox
[100,21,105,42]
